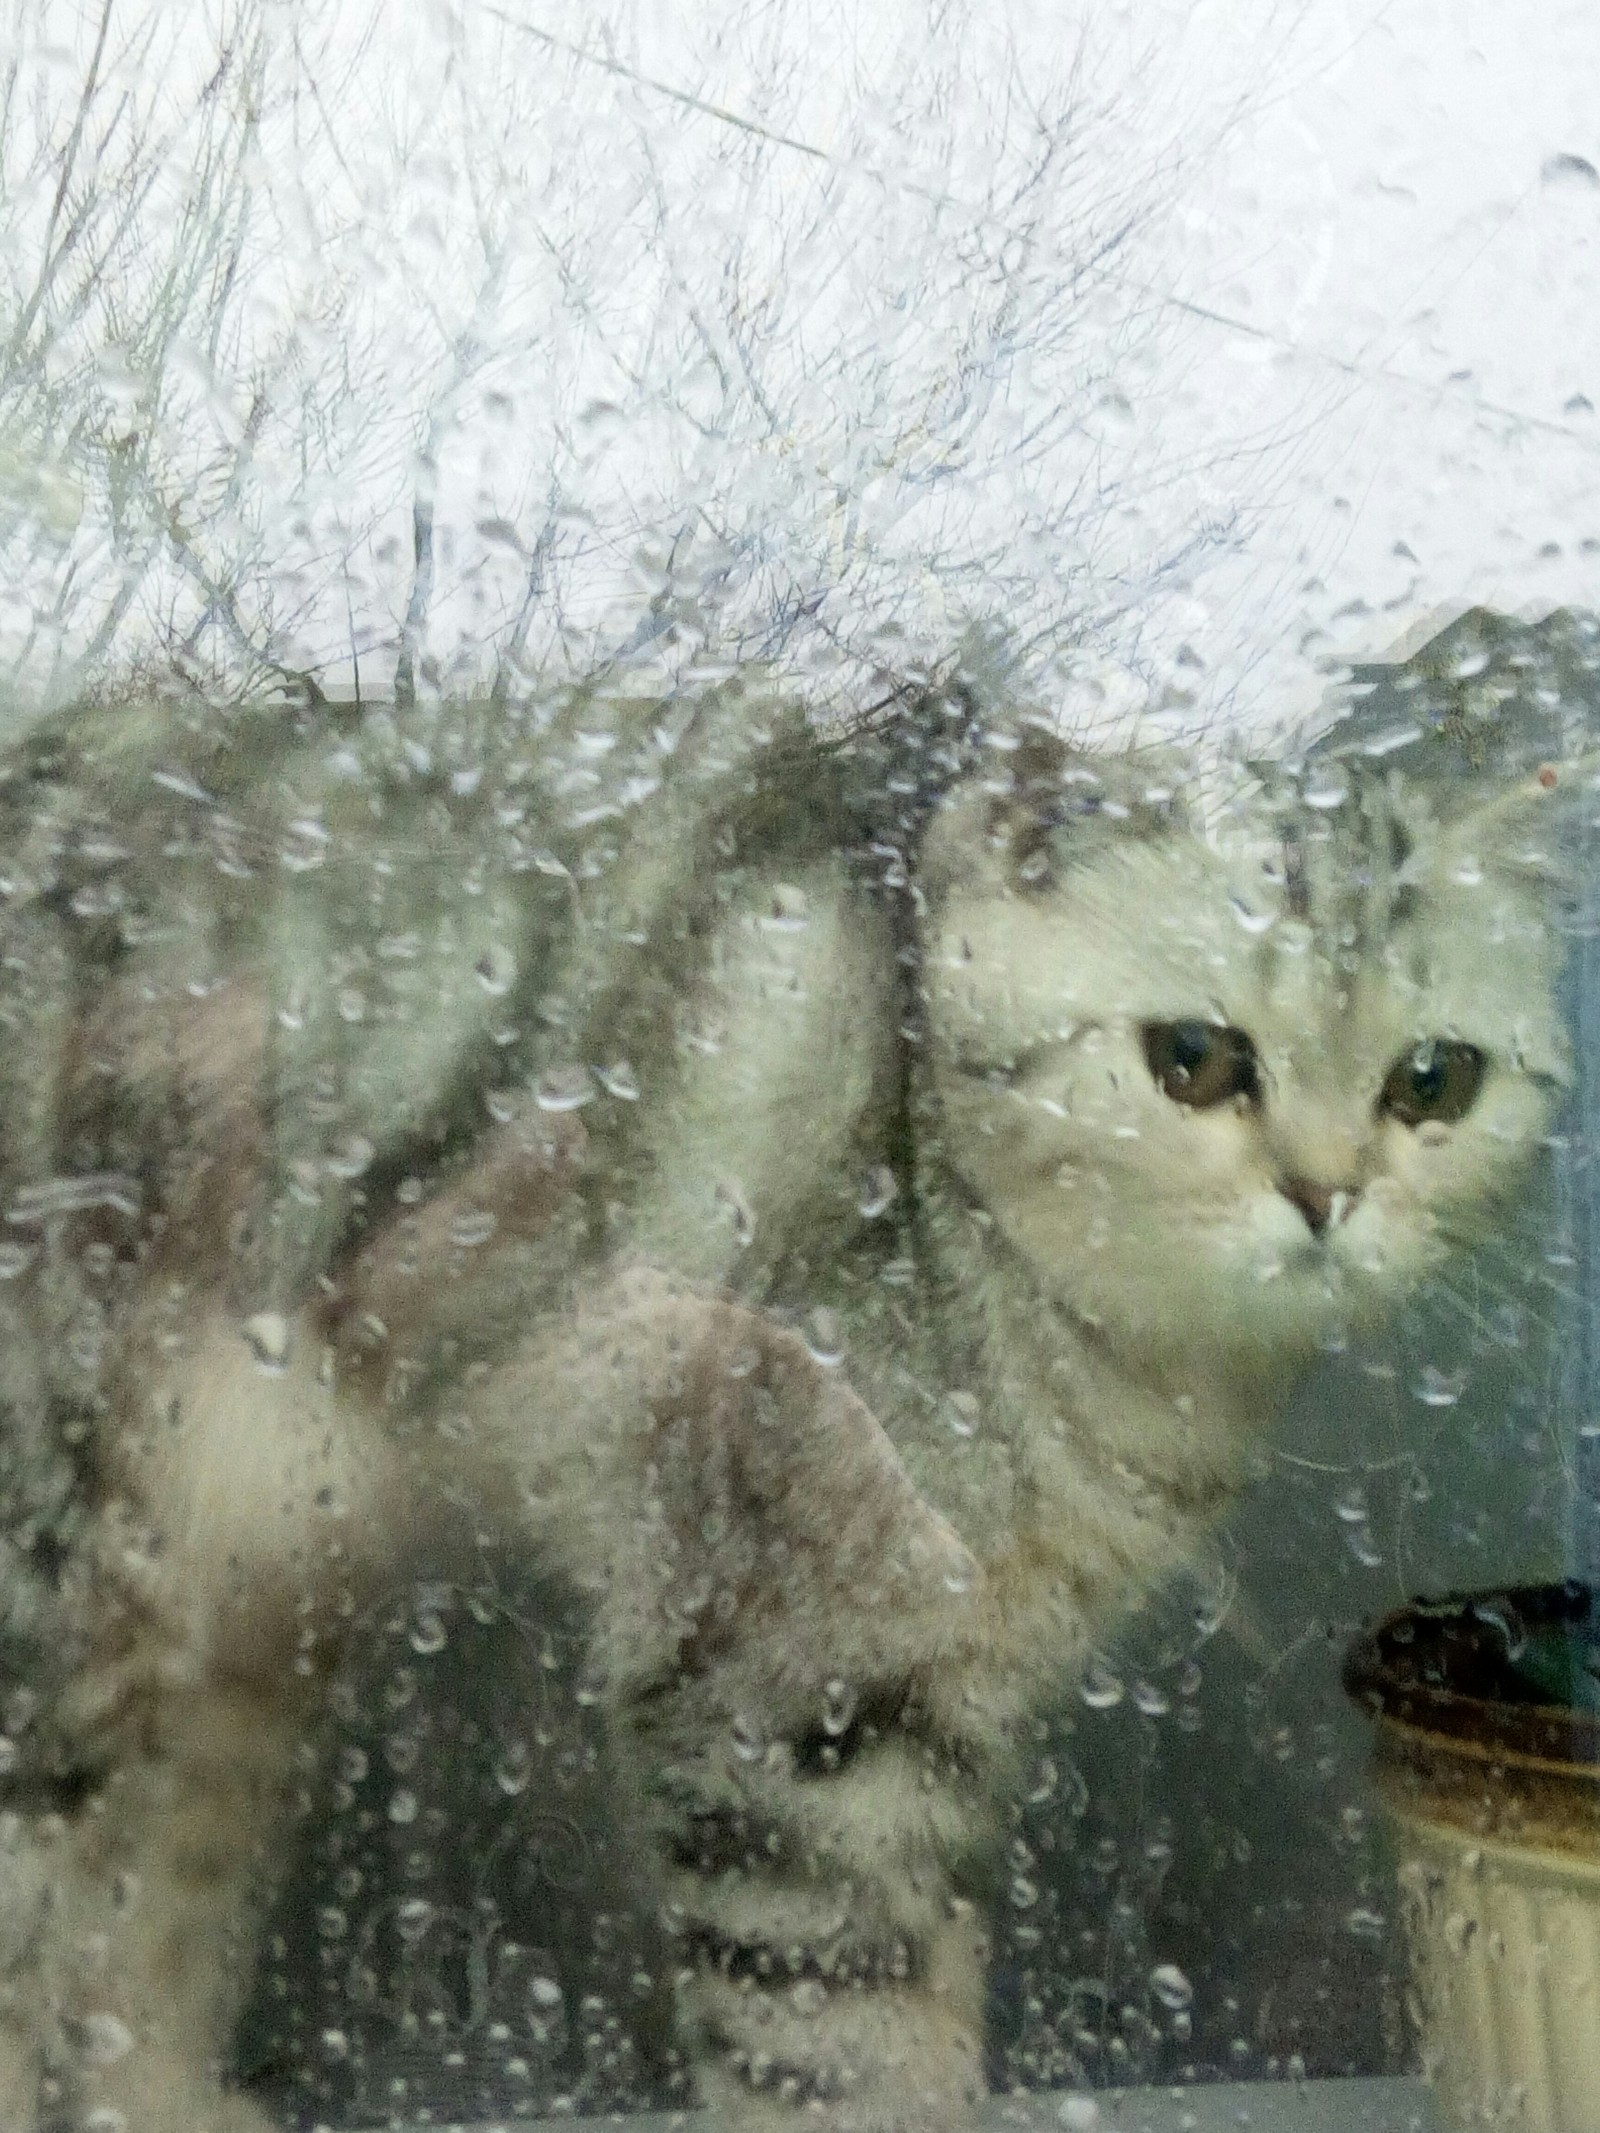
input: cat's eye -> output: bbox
[1142,1020,1261,1109]
[1378,1040,1487,1128]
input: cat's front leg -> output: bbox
[13,1683,306,2133]
[522,1277,1001,2132]
[5,1311,407,2133]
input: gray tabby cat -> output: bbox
[0,657,1573,2132]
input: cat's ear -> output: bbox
[1433,752,1600,888]
[917,724,1194,905]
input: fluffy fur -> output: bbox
[0,671,1573,2131]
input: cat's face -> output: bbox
[918,747,1570,1391]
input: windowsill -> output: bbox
[380,2076,1439,2133]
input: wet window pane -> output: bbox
[0,8,1595,2133]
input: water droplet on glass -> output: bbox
[858,1165,898,1219]
[397,1896,434,1944]
[385,1729,419,1774]
[530,1976,563,2009]
[1334,1485,1369,1525]
[339,1746,368,1784]
[1303,774,1348,811]
[387,1788,419,1826]
[337,986,367,1024]
[1027,1757,1059,1804]
[1470,1599,1527,1663]
[821,1679,857,1738]
[731,1713,764,1763]
[1080,1658,1124,1710]
[1450,855,1484,887]
[1343,1522,1383,1569]
[1413,1365,1464,1408]
[944,1389,980,1438]
[1132,1679,1171,1718]
[79,2012,135,2067]
[7,1172,141,1225]
[409,1611,447,1656]
[1193,1578,1230,1641]
[715,1178,756,1247]
[574,1662,607,1707]
[1229,897,1274,936]
[765,883,809,931]
[326,1135,374,1181]
[450,1209,498,1249]
[536,1064,593,1112]
[1009,1875,1039,1910]
[1149,1962,1193,2011]
[1345,1907,1385,1940]
[1358,723,1422,759]
[0,1243,32,1280]
[279,820,330,873]
[1143,1953,1194,2005]
[595,1059,639,1100]
[1057,2094,1100,2130]
[804,1308,844,1366]
[475,943,517,995]
[495,1740,532,1796]
[70,880,124,919]
[243,1312,290,1373]
[321,2028,350,2062]
[1542,151,1600,190]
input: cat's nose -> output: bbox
[1279,1175,1358,1236]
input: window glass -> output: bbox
[0,7,1594,2132]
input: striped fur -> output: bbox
[0,673,1571,2130]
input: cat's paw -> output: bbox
[699,2073,985,2133]
[692,1989,987,2133]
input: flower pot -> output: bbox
[1345,1581,1600,2133]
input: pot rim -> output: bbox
[1343,1579,1600,1777]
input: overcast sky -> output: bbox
[1132,0,1600,732]
[12,0,1600,743]
[380,0,1600,738]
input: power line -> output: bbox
[487,6,1592,453]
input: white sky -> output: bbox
[373,0,1600,738]
[1126,0,1600,732]
[12,0,1600,742]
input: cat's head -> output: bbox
[916,726,1574,1392]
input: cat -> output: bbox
[0,655,1574,2133]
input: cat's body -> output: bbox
[0,666,1572,2131]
